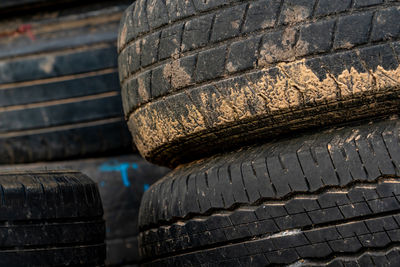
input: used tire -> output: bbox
[0,0,120,14]
[0,154,169,266]
[118,0,400,167]
[0,1,132,164]
[0,170,105,266]
[138,117,400,266]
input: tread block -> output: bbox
[297,19,335,55]
[210,4,247,43]
[132,0,150,38]
[165,0,196,21]
[334,12,373,49]
[159,23,183,61]
[146,0,169,29]
[279,0,315,25]
[182,14,213,52]
[243,0,281,33]
[195,45,227,82]
[315,0,351,16]
[141,32,160,67]
[227,36,260,73]
[371,6,400,41]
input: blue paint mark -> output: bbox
[143,184,150,191]
[99,161,139,187]
[100,181,105,187]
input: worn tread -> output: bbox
[138,117,400,265]
[0,171,105,266]
[0,2,133,164]
[139,178,400,258]
[118,0,400,166]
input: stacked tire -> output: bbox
[0,170,105,267]
[118,0,400,266]
[0,1,169,266]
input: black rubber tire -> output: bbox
[138,116,400,266]
[0,0,131,15]
[0,154,169,266]
[0,170,105,266]
[118,0,400,167]
[0,1,133,164]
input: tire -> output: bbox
[0,154,170,266]
[0,1,132,164]
[0,0,122,14]
[0,170,105,266]
[118,0,400,167]
[138,116,400,266]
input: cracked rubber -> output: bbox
[118,0,400,167]
[138,117,400,266]
[0,1,132,164]
[0,170,105,266]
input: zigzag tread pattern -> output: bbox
[139,117,400,228]
[139,178,400,258]
[138,118,400,264]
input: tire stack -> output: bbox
[0,1,169,266]
[118,0,400,266]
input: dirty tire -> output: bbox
[118,0,400,167]
[0,154,170,266]
[137,117,400,266]
[0,1,132,164]
[0,170,105,266]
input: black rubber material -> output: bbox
[0,1,132,164]
[138,117,400,266]
[0,154,170,266]
[0,0,131,16]
[0,170,105,266]
[118,0,400,167]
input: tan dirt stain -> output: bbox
[130,59,400,158]
[119,24,127,51]
[259,28,300,66]
[137,74,151,102]
[282,5,310,24]
[163,60,192,89]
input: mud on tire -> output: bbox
[118,0,400,167]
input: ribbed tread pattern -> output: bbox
[0,2,133,164]
[0,171,105,266]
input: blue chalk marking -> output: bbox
[143,184,150,191]
[100,181,105,187]
[99,161,138,187]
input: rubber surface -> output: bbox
[0,0,129,14]
[0,170,105,266]
[138,117,400,266]
[0,154,169,266]
[118,0,400,167]
[0,1,132,164]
